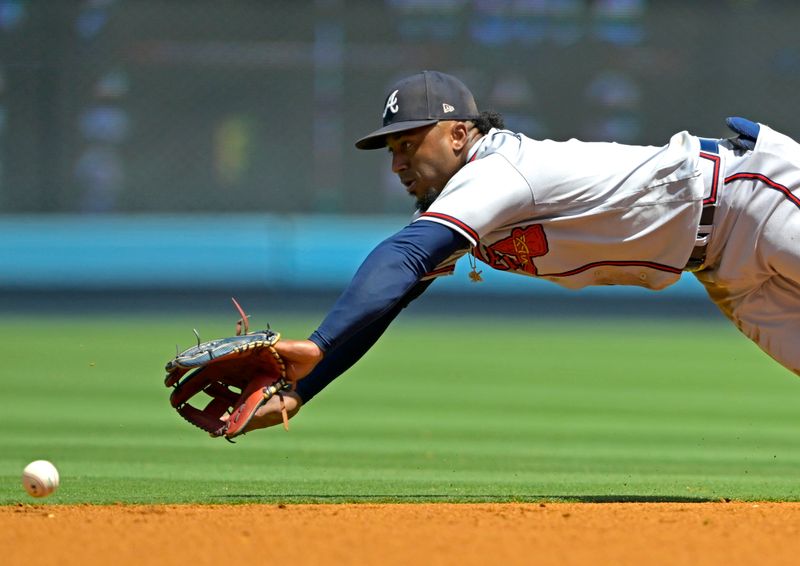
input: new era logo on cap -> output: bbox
[355,70,480,150]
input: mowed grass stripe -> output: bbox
[2,313,800,503]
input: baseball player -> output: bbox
[252,70,800,431]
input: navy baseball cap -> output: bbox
[355,71,480,150]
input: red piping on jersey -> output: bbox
[472,235,681,277]
[536,260,683,278]
[423,265,455,278]
[471,246,487,263]
[724,172,800,209]
[699,152,721,205]
[419,212,480,243]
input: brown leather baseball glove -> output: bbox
[164,300,291,441]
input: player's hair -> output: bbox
[469,110,505,134]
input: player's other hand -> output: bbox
[275,339,324,382]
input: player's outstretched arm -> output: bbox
[239,278,439,434]
[241,222,468,433]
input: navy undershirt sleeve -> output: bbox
[293,221,468,404]
[294,279,432,403]
[309,220,468,352]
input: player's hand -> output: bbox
[274,339,324,382]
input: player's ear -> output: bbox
[449,121,470,151]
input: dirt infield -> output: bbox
[4,502,800,566]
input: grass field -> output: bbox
[2,311,800,505]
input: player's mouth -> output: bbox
[400,177,417,193]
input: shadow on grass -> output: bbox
[209,494,717,503]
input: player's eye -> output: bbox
[388,139,413,154]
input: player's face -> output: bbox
[386,122,464,212]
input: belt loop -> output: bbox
[698,137,720,154]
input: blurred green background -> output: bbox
[2,313,800,504]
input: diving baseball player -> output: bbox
[250,70,800,431]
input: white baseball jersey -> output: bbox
[414,128,706,290]
[414,124,800,377]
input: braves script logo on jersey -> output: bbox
[383,89,399,118]
[481,224,549,275]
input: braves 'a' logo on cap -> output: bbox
[383,89,399,118]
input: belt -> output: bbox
[684,138,720,272]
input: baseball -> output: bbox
[22,460,60,498]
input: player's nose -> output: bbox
[391,152,409,174]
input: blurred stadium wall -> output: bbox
[1,0,798,308]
